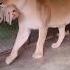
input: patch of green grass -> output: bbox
[0,20,18,40]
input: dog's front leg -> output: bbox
[5,23,31,64]
[33,26,47,59]
[51,25,65,48]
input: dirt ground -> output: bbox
[0,33,70,70]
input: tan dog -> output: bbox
[3,0,70,64]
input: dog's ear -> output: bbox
[0,6,3,23]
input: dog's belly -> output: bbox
[24,17,42,29]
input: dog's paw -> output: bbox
[32,51,43,59]
[5,54,17,65]
[5,56,12,65]
[51,43,60,48]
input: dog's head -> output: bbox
[4,5,19,25]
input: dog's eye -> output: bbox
[13,10,16,12]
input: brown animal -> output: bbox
[3,0,70,64]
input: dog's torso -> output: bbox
[5,0,70,28]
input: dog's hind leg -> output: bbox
[51,25,65,48]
